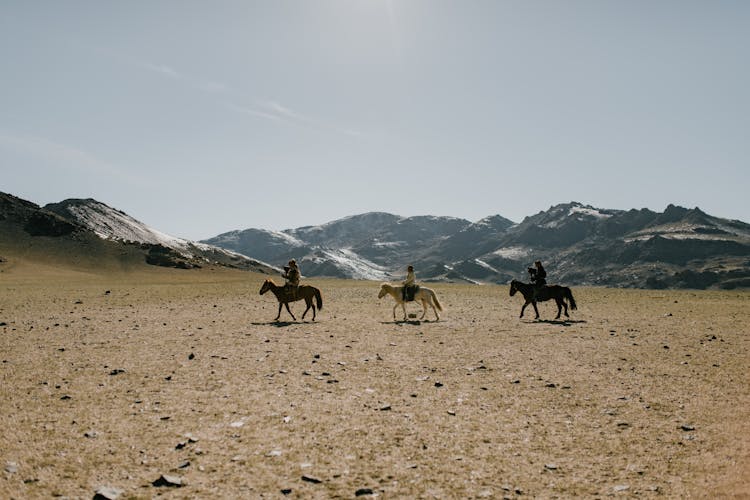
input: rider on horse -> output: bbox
[528,260,547,300]
[282,259,301,300]
[402,265,418,301]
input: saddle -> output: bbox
[403,284,420,302]
[284,284,298,301]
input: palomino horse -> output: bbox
[509,279,577,320]
[378,283,443,321]
[259,279,323,321]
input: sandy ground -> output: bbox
[1,263,749,499]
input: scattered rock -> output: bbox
[301,475,323,484]
[379,405,392,411]
[613,484,630,492]
[152,474,183,488]
[177,460,190,469]
[188,353,195,360]
[60,395,72,400]
[281,488,292,495]
[93,486,123,500]
[680,424,696,431]
[355,488,375,496]
[434,382,444,388]
[84,430,99,438]
[5,461,19,473]
[545,463,558,471]
[109,369,125,376]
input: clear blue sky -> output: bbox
[2,1,748,240]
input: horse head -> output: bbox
[378,283,390,299]
[259,279,273,295]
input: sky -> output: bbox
[2,1,749,241]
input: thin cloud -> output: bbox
[141,62,182,79]
[233,99,364,138]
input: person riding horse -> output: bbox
[402,265,418,301]
[528,260,547,300]
[282,259,301,300]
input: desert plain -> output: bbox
[1,259,748,499]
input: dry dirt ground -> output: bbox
[1,261,748,499]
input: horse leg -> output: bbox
[554,299,562,319]
[275,302,283,321]
[419,299,427,320]
[284,302,296,321]
[430,298,440,321]
[301,299,313,321]
[532,301,540,320]
[520,301,528,318]
[562,298,569,318]
[392,303,399,320]
[401,302,407,321]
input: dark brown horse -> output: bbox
[259,279,323,321]
[509,279,577,320]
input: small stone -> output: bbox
[93,486,123,499]
[545,463,558,470]
[379,405,392,411]
[152,474,183,487]
[267,450,282,457]
[434,382,444,388]
[177,460,190,469]
[355,488,374,496]
[5,462,19,473]
[447,410,456,416]
[188,353,195,360]
[281,489,292,495]
[680,424,695,431]
[302,475,322,484]
[613,484,630,492]
[109,369,125,376]
[84,430,99,438]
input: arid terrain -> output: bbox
[1,259,748,499]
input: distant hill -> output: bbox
[204,202,750,289]
[0,192,275,274]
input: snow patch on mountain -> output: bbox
[492,246,532,260]
[65,203,189,250]
[308,248,391,281]
[569,206,612,219]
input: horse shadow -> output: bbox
[530,319,587,326]
[250,321,303,328]
[380,320,439,325]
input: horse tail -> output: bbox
[315,288,323,311]
[431,290,443,311]
[565,287,577,310]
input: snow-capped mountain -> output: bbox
[44,198,275,272]
[205,202,750,289]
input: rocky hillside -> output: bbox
[205,203,750,289]
[0,193,275,273]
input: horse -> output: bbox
[259,279,323,322]
[378,283,443,321]
[509,279,577,320]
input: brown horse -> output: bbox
[259,279,323,321]
[509,279,577,320]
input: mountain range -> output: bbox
[204,203,750,289]
[2,191,749,289]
